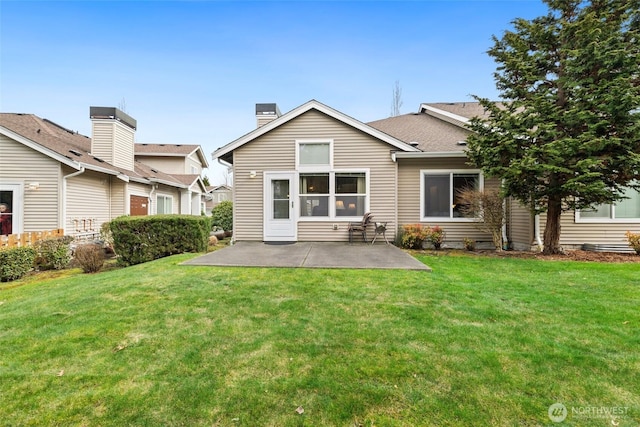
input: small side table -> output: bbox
[371,221,389,244]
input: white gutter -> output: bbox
[392,151,467,161]
[62,166,86,234]
[217,157,233,168]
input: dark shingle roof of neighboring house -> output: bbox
[0,113,189,188]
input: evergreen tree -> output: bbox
[467,0,640,254]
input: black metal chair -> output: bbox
[348,212,373,243]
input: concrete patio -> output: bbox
[183,241,431,271]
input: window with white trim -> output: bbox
[578,185,640,222]
[157,194,173,214]
[421,170,482,220]
[299,171,368,218]
[335,172,366,217]
[296,140,333,169]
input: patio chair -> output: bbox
[348,212,373,243]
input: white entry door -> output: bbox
[263,172,296,241]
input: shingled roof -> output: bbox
[421,102,490,120]
[0,113,190,188]
[367,112,471,153]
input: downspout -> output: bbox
[149,184,157,215]
[502,198,508,250]
[391,151,398,243]
[62,166,86,235]
[534,214,543,251]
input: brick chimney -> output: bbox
[256,103,281,127]
[89,106,137,171]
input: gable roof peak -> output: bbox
[213,99,420,164]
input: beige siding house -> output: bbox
[0,107,207,240]
[214,101,418,242]
[214,100,640,251]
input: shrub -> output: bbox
[427,226,446,250]
[399,224,430,249]
[74,243,105,273]
[100,221,115,254]
[212,201,233,232]
[108,215,211,266]
[456,188,505,251]
[0,247,36,282]
[625,231,640,255]
[33,236,74,271]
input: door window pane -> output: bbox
[272,180,290,219]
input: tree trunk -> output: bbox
[543,196,563,254]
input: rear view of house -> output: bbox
[214,100,640,251]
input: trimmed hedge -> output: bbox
[108,215,212,266]
[0,247,36,282]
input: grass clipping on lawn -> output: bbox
[0,253,638,426]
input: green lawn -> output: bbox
[1,252,638,426]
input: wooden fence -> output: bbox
[0,229,65,249]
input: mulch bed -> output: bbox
[417,248,640,263]
[476,249,640,263]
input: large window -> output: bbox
[299,172,367,218]
[335,173,366,217]
[157,195,173,214]
[421,170,482,220]
[578,186,640,222]
[300,173,329,217]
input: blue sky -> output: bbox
[1,1,548,184]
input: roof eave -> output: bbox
[0,126,83,171]
[393,151,468,159]
[419,105,471,129]
[212,100,421,160]
[149,177,189,189]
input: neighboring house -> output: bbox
[213,100,640,250]
[0,107,207,239]
[133,143,210,214]
[204,184,232,215]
